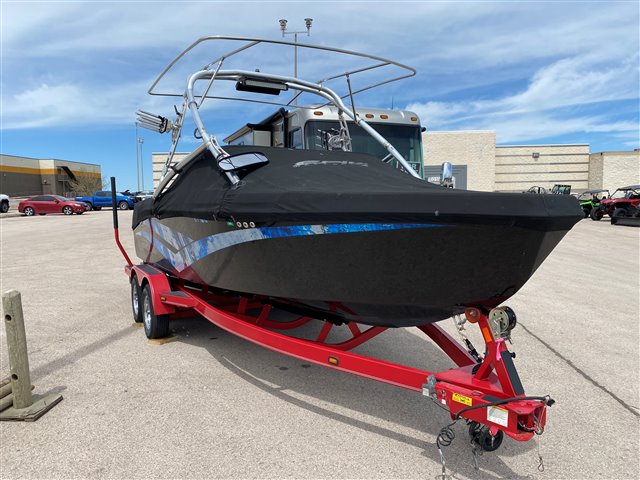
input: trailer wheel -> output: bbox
[131,278,143,323]
[141,283,170,339]
[469,422,503,452]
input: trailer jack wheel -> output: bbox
[469,422,504,452]
[141,283,170,339]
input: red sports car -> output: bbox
[18,195,87,216]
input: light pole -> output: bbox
[138,136,145,190]
[135,122,140,191]
[279,18,313,105]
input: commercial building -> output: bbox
[588,150,640,191]
[422,131,639,193]
[150,133,639,194]
[0,154,102,197]
[151,152,189,189]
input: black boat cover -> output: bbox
[133,145,581,229]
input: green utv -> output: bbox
[576,189,609,218]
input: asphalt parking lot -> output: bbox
[0,211,638,479]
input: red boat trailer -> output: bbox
[111,179,551,472]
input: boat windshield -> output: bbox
[304,121,423,175]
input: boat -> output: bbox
[132,36,582,328]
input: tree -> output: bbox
[68,175,106,196]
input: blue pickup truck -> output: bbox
[75,191,136,211]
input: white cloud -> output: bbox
[407,51,639,143]
[0,0,638,146]
[2,81,151,129]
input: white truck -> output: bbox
[0,193,10,213]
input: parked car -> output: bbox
[590,185,640,221]
[576,189,609,218]
[18,195,86,216]
[0,194,9,213]
[134,190,154,202]
[75,190,136,211]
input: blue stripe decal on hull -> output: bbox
[137,222,443,272]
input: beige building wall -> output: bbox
[152,152,190,190]
[588,154,604,190]
[422,131,496,191]
[494,144,590,192]
[589,150,640,191]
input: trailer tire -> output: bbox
[131,278,143,323]
[141,283,170,339]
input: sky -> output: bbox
[1,0,639,191]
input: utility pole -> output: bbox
[279,18,313,105]
[135,122,140,191]
[138,136,145,191]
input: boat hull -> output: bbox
[134,217,567,327]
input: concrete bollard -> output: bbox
[3,290,33,409]
[1,290,62,421]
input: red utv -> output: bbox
[590,185,640,220]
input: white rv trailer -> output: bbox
[224,105,425,178]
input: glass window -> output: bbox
[30,196,46,202]
[96,191,110,197]
[289,128,302,149]
[40,196,55,202]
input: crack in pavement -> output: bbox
[519,322,639,418]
